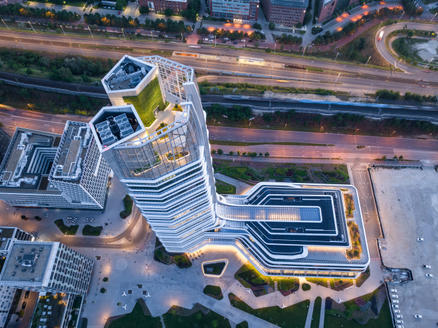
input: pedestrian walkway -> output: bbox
[304,298,314,328]
[319,297,326,328]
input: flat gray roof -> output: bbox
[104,57,153,91]
[1,242,53,283]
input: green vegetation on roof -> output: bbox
[124,77,165,127]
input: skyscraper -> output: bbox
[91,55,369,278]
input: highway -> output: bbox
[376,22,438,74]
[202,95,438,122]
[1,106,436,163]
[1,30,438,96]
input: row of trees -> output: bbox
[375,89,437,103]
[275,34,302,45]
[0,4,80,22]
[313,7,402,45]
[84,13,189,33]
[197,28,265,41]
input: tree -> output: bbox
[217,149,223,155]
[252,22,262,30]
[139,6,149,14]
[268,22,275,30]
[164,8,173,17]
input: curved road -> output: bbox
[376,22,438,73]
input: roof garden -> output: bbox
[123,77,166,127]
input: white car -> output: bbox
[417,237,424,241]
[396,320,404,324]
[396,315,403,319]
[392,300,399,304]
[425,273,434,278]
[393,305,399,309]
[392,294,399,299]
[414,314,423,319]
[390,288,398,293]
[394,310,401,313]
[423,264,432,269]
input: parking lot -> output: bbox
[371,167,438,328]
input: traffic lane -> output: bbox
[207,126,438,151]
[1,35,437,95]
[2,29,438,83]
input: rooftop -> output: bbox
[103,56,153,91]
[51,121,90,182]
[0,227,17,251]
[1,242,54,283]
[90,105,144,151]
[0,128,60,192]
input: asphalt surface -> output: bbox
[1,30,438,96]
[203,95,438,122]
[376,22,438,74]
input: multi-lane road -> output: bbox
[1,105,437,163]
[1,30,438,95]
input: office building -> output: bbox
[318,0,337,22]
[0,122,110,209]
[261,0,308,27]
[91,55,370,278]
[208,0,259,22]
[139,0,188,12]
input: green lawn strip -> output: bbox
[228,293,309,328]
[153,238,192,268]
[210,140,334,147]
[277,278,300,295]
[215,180,236,194]
[203,285,223,300]
[236,321,249,328]
[82,225,103,236]
[306,278,329,287]
[120,194,133,219]
[163,304,231,328]
[213,159,349,184]
[203,262,226,275]
[123,77,165,127]
[311,297,322,328]
[107,300,161,328]
[54,219,78,235]
[302,283,311,291]
[325,299,392,328]
[356,267,370,287]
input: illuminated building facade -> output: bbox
[91,55,369,278]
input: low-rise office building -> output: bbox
[208,0,259,22]
[0,122,110,209]
[139,0,188,12]
[261,0,308,27]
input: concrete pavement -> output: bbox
[214,172,252,194]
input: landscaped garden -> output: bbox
[213,160,350,185]
[82,225,103,236]
[54,219,78,235]
[215,180,236,194]
[124,77,166,127]
[346,221,362,260]
[355,266,370,287]
[228,293,309,328]
[234,264,275,296]
[277,278,300,296]
[203,285,223,300]
[163,303,231,328]
[120,195,133,219]
[311,297,322,328]
[202,261,227,276]
[153,238,192,268]
[305,277,354,291]
[324,285,392,327]
[107,300,161,328]
[344,193,355,218]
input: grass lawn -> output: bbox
[203,262,226,275]
[107,301,161,328]
[120,194,133,219]
[325,299,392,328]
[228,293,309,328]
[213,160,349,185]
[203,285,223,300]
[124,77,165,127]
[54,219,78,235]
[311,297,322,328]
[82,225,103,236]
[215,180,236,194]
[163,304,231,328]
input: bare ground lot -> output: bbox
[370,167,438,328]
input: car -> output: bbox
[392,294,399,299]
[390,288,398,293]
[392,300,399,304]
[396,320,404,324]
[21,302,26,310]
[394,310,400,313]
[423,264,432,269]
[414,313,423,319]
[417,237,424,241]
[396,314,403,319]
[393,304,399,309]
[24,290,30,299]
[425,273,434,278]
